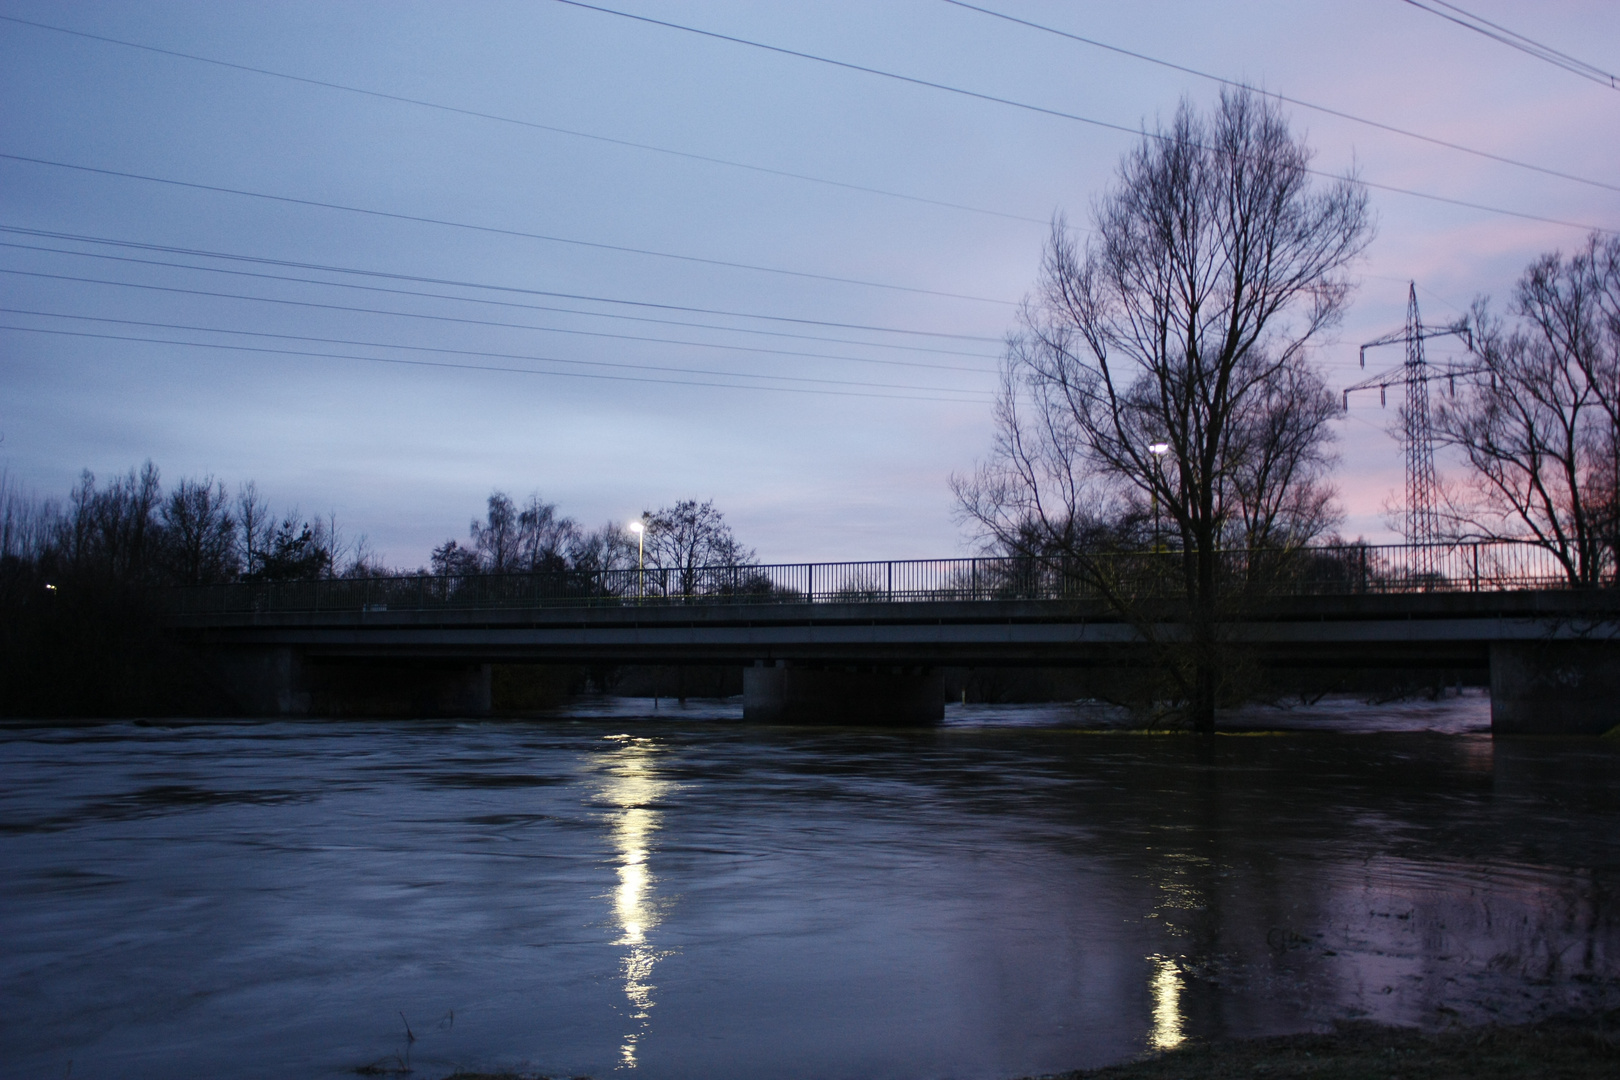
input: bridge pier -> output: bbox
[744,662,944,725]
[214,648,492,718]
[1490,641,1620,735]
[213,646,312,716]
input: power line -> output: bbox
[0,153,1020,305]
[0,265,994,375]
[0,225,1002,342]
[0,323,994,404]
[1400,0,1619,91]
[0,237,1000,360]
[552,0,1619,235]
[0,11,1048,226]
[941,0,1620,193]
[0,307,994,397]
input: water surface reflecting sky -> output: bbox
[1,710,1616,1079]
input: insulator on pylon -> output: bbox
[1380,386,1386,407]
[1342,390,1349,411]
[1449,374,1456,397]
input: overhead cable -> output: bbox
[0,266,994,374]
[1400,0,1619,91]
[0,307,993,396]
[0,237,999,359]
[0,324,994,404]
[551,0,1618,235]
[942,0,1620,193]
[0,12,1046,226]
[0,225,1001,342]
[0,153,1020,305]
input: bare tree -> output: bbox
[0,470,58,564]
[236,481,272,578]
[570,521,637,575]
[642,499,755,598]
[470,492,523,574]
[63,462,165,581]
[461,491,582,574]
[516,494,579,573]
[160,476,238,585]
[954,88,1370,731]
[1434,233,1620,585]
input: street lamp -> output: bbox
[628,520,645,599]
[1148,443,1170,552]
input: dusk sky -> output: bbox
[2,0,1616,566]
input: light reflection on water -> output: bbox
[1149,956,1184,1050]
[0,711,1616,1080]
[600,735,670,1069]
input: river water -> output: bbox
[2,696,1617,1079]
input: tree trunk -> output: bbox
[1190,656,1217,734]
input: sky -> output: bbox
[1,0,1616,567]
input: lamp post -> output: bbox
[1148,443,1170,553]
[628,520,645,600]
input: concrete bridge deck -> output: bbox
[164,585,1620,733]
[167,589,1618,668]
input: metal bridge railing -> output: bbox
[157,540,1593,617]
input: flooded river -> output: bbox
[2,698,1617,1079]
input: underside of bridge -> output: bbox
[179,591,1620,733]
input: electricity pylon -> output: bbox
[1342,283,1472,580]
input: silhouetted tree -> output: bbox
[954,88,1370,731]
[430,539,480,577]
[642,499,755,597]
[245,515,332,581]
[569,522,637,575]
[236,481,272,577]
[1434,234,1620,585]
[63,462,164,581]
[516,494,579,573]
[160,477,238,585]
[470,492,522,574]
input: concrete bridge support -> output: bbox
[213,648,492,718]
[1490,641,1620,735]
[744,663,945,725]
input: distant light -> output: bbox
[1149,442,1171,455]
[628,521,645,534]
[44,583,57,592]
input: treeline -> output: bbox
[427,492,755,588]
[0,462,379,588]
[0,463,757,716]
[1,462,389,716]
[0,464,758,588]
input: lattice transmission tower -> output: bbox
[1342,283,1472,579]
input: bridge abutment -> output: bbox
[1490,641,1620,735]
[744,663,944,725]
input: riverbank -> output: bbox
[1045,1011,1620,1079]
[416,1014,1620,1080]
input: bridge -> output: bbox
[161,542,1620,734]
